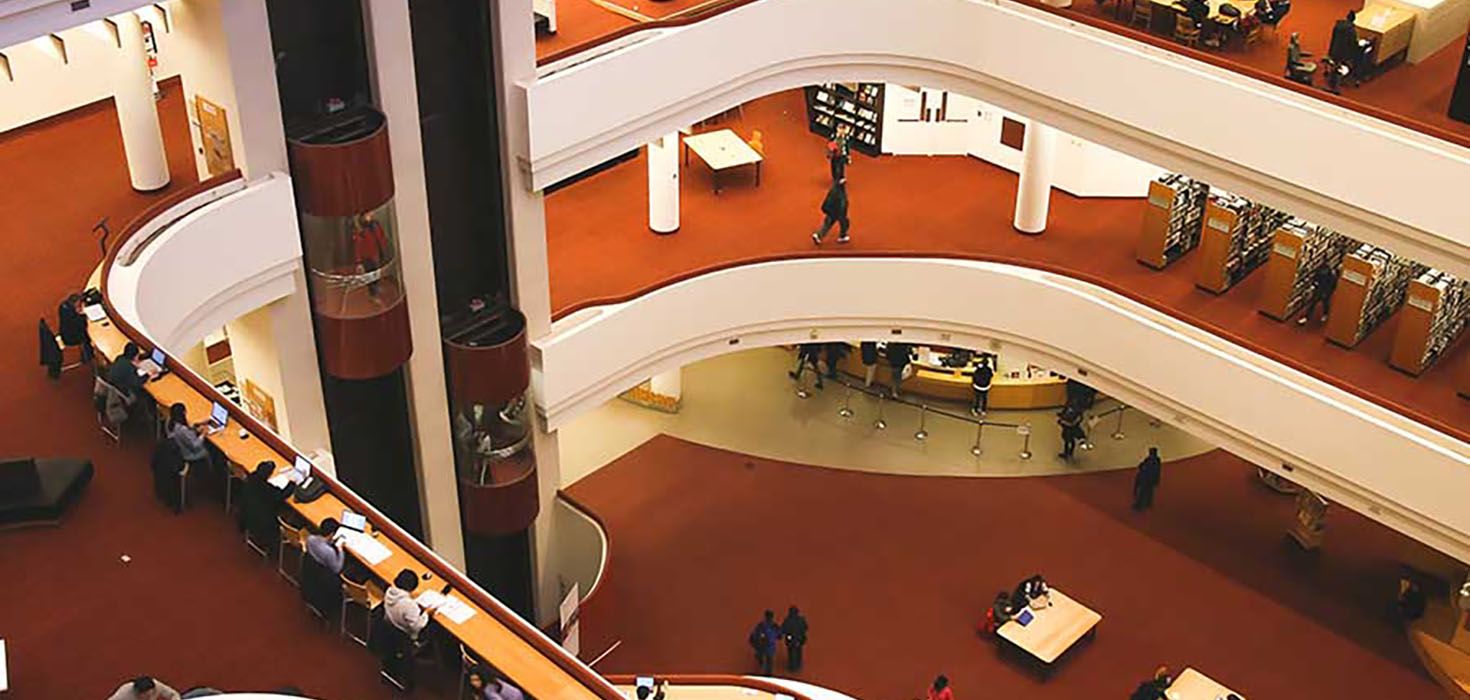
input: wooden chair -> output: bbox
[458,644,478,700]
[341,575,384,648]
[748,130,765,157]
[277,517,308,586]
[1173,14,1202,47]
[1130,0,1153,29]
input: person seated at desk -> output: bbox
[1129,666,1173,700]
[385,568,443,640]
[106,342,148,403]
[165,403,212,477]
[633,678,667,700]
[468,666,527,700]
[58,293,93,362]
[981,591,1015,636]
[239,460,289,547]
[106,676,182,700]
[306,517,370,583]
[1177,0,1209,26]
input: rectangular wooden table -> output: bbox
[84,277,604,700]
[1167,667,1244,699]
[1356,4,1416,64]
[996,588,1102,666]
[683,129,763,194]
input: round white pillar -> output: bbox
[649,367,682,401]
[115,12,170,192]
[647,132,680,234]
[1012,121,1057,235]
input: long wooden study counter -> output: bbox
[86,173,620,700]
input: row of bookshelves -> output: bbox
[803,83,885,157]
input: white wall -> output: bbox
[881,84,1165,197]
[531,258,1470,563]
[224,301,291,438]
[524,0,1470,278]
[0,0,244,181]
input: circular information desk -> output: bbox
[833,343,1069,409]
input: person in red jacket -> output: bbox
[352,212,388,297]
[927,675,953,700]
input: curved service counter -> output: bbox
[834,343,1068,409]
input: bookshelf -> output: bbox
[1389,269,1470,375]
[1324,243,1428,348]
[1194,193,1290,293]
[1136,173,1208,269]
[1257,220,1356,321]
[804,83,885,157]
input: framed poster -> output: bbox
[195,95,235,176]
[243,378,277,432]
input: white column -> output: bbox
[490,0,561,624]
[649,367,682,400]
[267,268,333,456]
[115,11,170,191]
[363,0,466,570]
[1012,121,1058,235]
[219,0,291,178]
[647,132,679,234]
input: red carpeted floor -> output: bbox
[568,435,1444,700]
[0,89,449,699]
[545,90,1470,443]
[535,0,1470,147]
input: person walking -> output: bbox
[789,343,824,389]
[860,341,879,387]
[780,605,809,672]
[970,356,994,417]
[1133,447,1163,511]
[822,343,848,381]
[827,124,851,182]
[1297,265,1338,326]
[886,342,914,398]
[748,610,782,676]
[811,178,850,245]
[1056,404,1085,461]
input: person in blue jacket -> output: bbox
[748,609,781,675]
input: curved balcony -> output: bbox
[526,0,1470,276]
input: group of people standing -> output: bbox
[747,607,809,675]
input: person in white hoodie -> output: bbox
[384,568,438,640]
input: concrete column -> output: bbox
[647,132,680,234]
[219,0,290,178]
[363,0,466,570]
[115,11,170,191]
[1012,121,1057,235]
[266,268,333,456]
[649,367,682,401]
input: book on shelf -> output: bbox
[804,83,886,157]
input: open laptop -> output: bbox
[205,401,229,434]
[291,455,312,485]
[137,347,167,379]
[340,509,368,533]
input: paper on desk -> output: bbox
[415,590,446,609]
[342,531,392,565]
[267,473,293,489]
[438,597,477,624]
[84,305,107,322]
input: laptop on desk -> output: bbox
[205,401,229,434]
[137,347,167,379]
[341,509,368,533]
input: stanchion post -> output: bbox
[1112,406,1126,440]
[914,405,929,441]
[970,421,985,456]
[1018,422,1033,460]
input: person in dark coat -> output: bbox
[39,319,63,378]
[749,610,781,676]
[107,342,147,403]
[780,605,809,671]
[1129,666,1173,700]
[859,341,879,386]
[811,178,850,245]
[970,356,994,417]
[1298,265,1339,326]
[789,343,825,389]
[1057,405,1085,460]
[1328,10,1363,88]
[886,342,914,398]
[58,293,93,362]
[239,460,289,546]
[1133,447,1163,511]
[821,343,848,380]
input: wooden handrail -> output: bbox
[534,0,1470,152]
[97,173,625,700]
[603,674,815,700]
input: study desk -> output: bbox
[1356,4,1417,64]
[84,268,606,700]
[1147,0,1254,29]
[996,589,1102,665]
[683,129,763,194]
[1374,0,1470,63]
[1167,668,1243,699]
